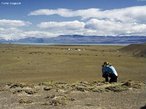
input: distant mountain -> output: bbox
[16,37,45,43]
[0,35,146,44]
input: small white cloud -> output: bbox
[0,19,31,27]
[28,8,101,20]
[22,31,58,38]
[38,20,85,30]
[28,8,102,20]
[29,8,75,17]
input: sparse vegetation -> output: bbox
[122,80,144,89]
[48,95,69,106]
[0,80,145,108]
[0,44,145,109]
[19,98,33,104]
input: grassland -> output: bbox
[0,44,146,109]
[0,44,145,83]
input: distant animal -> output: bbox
[68,48,71,51]
[77,49,81,51]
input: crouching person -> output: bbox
[102,62,118,83]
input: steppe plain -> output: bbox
[0,44,146,109]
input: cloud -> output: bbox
[22,31,58,38]
[0,27,58,40]
[1,6,146,40]
[0,19,31,27]
[28,8,101,20]
[29,8,74,17]
[38,20,85,29]
[0,27,23,40]
[100,6,146,23]
[36,18,146,36]
[28,5,146,36]
[85,19,146,36]
[29,6,146,22]
[37,20,86,36]
[1,18,146,40]
[0,20,86,40]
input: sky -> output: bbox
[0,0,146,40]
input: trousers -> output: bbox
[102,73,117,83]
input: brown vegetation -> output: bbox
[0,81,145,109]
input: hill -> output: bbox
[120,43,146,57]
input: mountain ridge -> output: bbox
[0,35,146,44]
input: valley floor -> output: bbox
[0,44,146,83]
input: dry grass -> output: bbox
[0,44,145,83]
[0,80,145,109]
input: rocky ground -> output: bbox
[0,81,146,109]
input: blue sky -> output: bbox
[0,0,145,20]
[0,0,146,40]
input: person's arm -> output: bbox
[102,66,105,77]
[110,66,118,76]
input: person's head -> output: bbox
[103,62,109,66]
